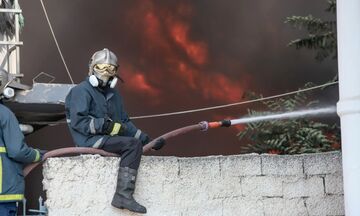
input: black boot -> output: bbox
[111,167,147,214]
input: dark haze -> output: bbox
[19,0,338,210]
[20,0,338,157]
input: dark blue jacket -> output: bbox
[65,78,143,148]
[0,104,40,202]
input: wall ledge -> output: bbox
[43,151,344,216]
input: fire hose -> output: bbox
[23,106,336,177]
[23,120,231,177]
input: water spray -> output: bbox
[144,106,337,151]
[214,106,336,126]
[24,106,337,177]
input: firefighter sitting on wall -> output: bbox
[0,71,44,216]
[65,48,165,214]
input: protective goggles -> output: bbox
[93,64,117,76]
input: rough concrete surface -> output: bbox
[43,151,344,216]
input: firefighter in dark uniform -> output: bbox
[65,48,165,214]
[0,74,43,216]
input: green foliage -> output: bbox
[285,0,337,61]
[326,0,336,13]
[238,83,341,155]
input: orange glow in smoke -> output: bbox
[121,66,159,97]
[143,11,167,49]
[144,12,160,39]
[177,62,246,102]
[133,73,158,94]
[177,62,199,89]
[122,0,248,105]
[144,12,160,40]
[170,22,208,65]
[201,74,244,102]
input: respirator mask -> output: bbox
[88,48,119,88]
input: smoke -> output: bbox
[20,0,338,153]
[19,0,339,212]
[121,64,159,96]
[116,0,250,107]
[170,21,208,65]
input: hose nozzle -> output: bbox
[204,119,232,129]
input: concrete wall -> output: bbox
[43,151,344,216]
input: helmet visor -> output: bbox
[93,64,117,77]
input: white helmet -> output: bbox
[88,48,119,88]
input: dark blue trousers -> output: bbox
[0,202,17,216]
[102,136,143,170]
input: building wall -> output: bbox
[43,151,344,216]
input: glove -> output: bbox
[139,132,150,145]
[152,138,166,151]
[103,121,127,136]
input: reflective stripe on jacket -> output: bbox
[0,104,40,202]
[65,78,140,148]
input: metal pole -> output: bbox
[336,0,360,215]
[23,198,27,216]
[6,44,10,73]
[14,0,20,75]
